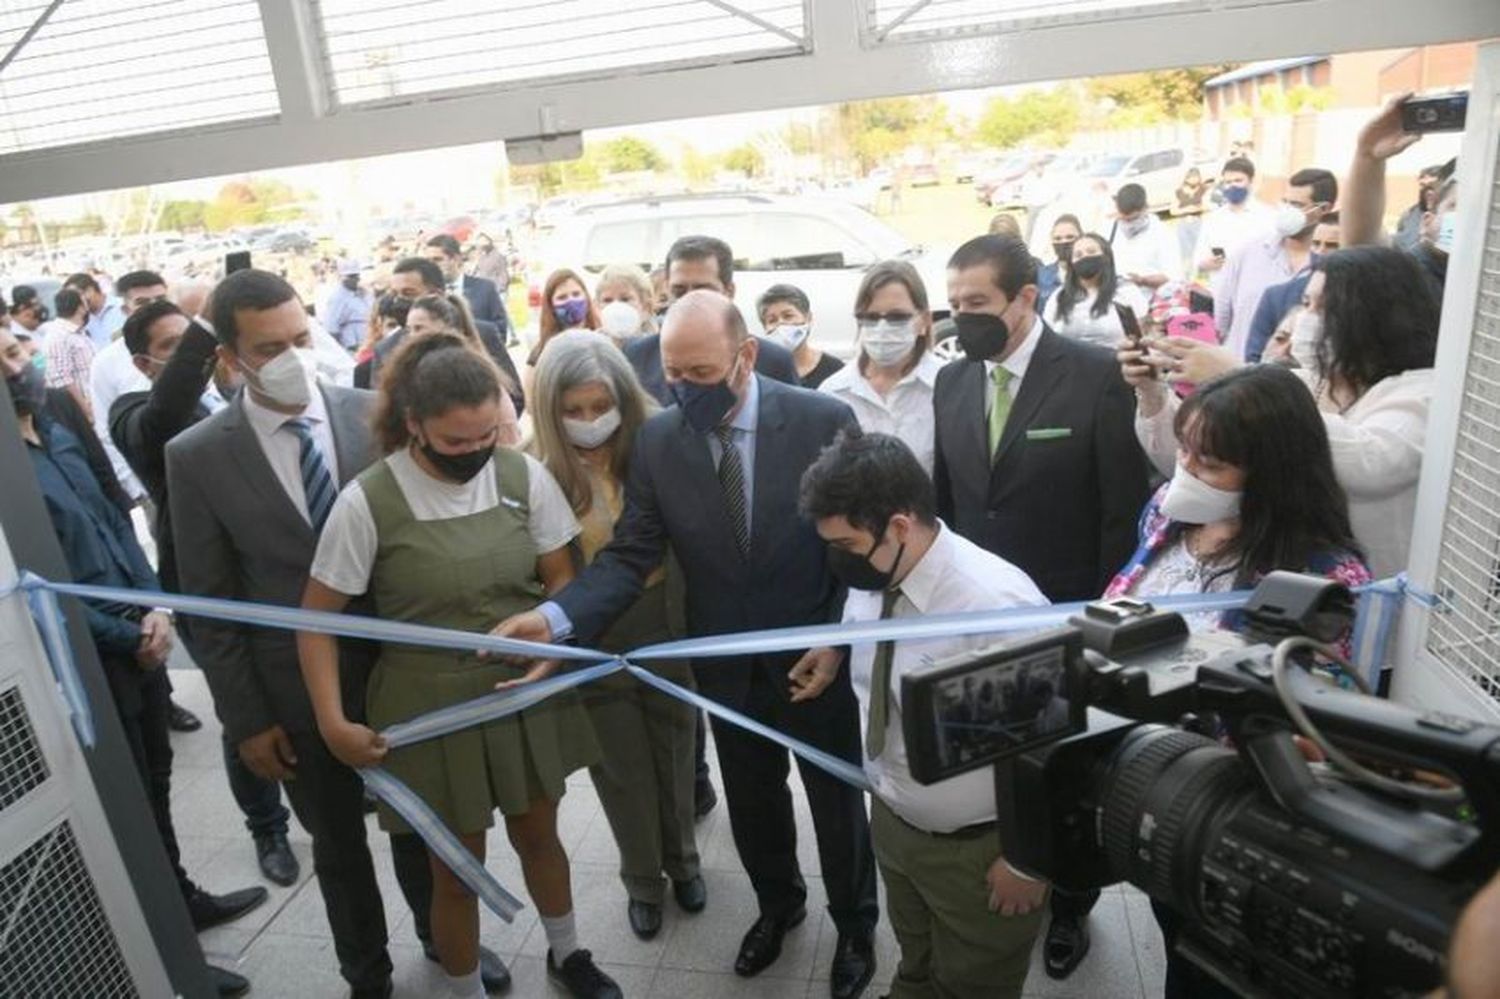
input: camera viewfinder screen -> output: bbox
[932,645,1072,771]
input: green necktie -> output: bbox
[988,365,1014,458]
[865,587,903,761]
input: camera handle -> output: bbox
[1203,656,1500,876]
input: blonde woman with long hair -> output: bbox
[530,329,705,940]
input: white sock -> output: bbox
[445,966,482,999]
[541,910,580,964]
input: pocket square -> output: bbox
[1026,427,1073,441]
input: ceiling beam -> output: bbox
[1,0,1497,203]
[0,0,67,77]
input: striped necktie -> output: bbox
[714,424,750,558]
[285,417,336,531]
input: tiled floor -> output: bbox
[167,668,1164,998]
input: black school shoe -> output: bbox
[546,948,623,998]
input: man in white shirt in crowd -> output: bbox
[1214,167,1338,360]
[63,271,127,350]
[40,286,96,419]
[321,260,371,351]
[87,270,172,506]
[1192,157,1275,290]
[1108,184,1180,304]
[798,429,1051,999]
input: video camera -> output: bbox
[901,573,1500,999]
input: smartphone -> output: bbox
[1401,93,1469,134]
[1211,246,1225,259]
[225,250,252,274]
[1118,304,1143,347]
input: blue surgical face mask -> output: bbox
[1435,212,1457,255]
[553,297,590,328]
[1222,184,1251,206]
[669,358,743,434]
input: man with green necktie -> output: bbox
[799,429,1051,999]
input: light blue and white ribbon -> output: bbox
[4,570,1429,921]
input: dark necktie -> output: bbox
[866,587,903,760]
[714,424,750,558]
[286,417,336,531]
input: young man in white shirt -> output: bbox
[798,429,1051,999]
[1193,157,1276,291]
[1109,183,1181,302]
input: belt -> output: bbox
[891,807,997,841]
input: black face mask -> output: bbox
[1071,256,1105,281]
[419,438,493,483]
[1052,241,1075,264]
[826,526,904,593]
[6,360,46,415]
[954,311,1012,364]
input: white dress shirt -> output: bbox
[820,353,943,474]
[88,337,150,501]
[1194,201,1275,294]
[1110,217,1182,298]
[242,386,339,525]
[846,523,1048,832]
[1134,367,1432,578]
[983,313,1044,418]
[1044,284,1149,350]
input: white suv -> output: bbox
[533,193,952,360]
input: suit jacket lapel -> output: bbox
[222,397,313,541]
[675,412,739,564]
[321,386,367,486]
[993,329,1066,468]
[952,362,990,493]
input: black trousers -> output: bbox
[1050,886,1102,919]
[705,660,878,936]
[220,733,291,838]
[116,667,193,898]
[279,730,435,990]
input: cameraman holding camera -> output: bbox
[798,430,1050,999]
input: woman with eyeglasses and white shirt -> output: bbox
[819,260,945,474]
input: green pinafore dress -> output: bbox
[361,448,600,835]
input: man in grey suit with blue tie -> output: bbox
[166,270,510,998]
[499,291,879,998]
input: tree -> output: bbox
[159,199,207,232]
[977,88,1082,149]
[1259,84,1336,115]
[1085,65,1234,123]
[835,96,952,171]
[679,144,717,186]
[722,143,765,178]
[596,135,665,174]
[202,178,304,231]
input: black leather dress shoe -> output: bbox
[422,943,512,993]
[672,875,707,913]
[830,931,876,999]
[627,899,662,939]
[734,906,806,977]
[255,833,299,886]
[168,700,203,732]
[187,885,269,931]
[546,948,622,998]
[1044,913,1091,979]
[207,963,250,997]
[694,779,718,820]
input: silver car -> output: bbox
[533,193,954,360]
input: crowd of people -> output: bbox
[0,91,1458,999]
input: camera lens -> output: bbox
[1096,726,1251,915]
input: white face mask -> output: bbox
[563,407,622,450]
[1160,462,1243,525]
[765,324,810,353]
[1289,311,1323,373]
[599,300,644,339]
[1435,212,1457,255]
[242,347,313,408]
[1275,201,1313,239]
[860,320,919,367]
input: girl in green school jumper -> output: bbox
[298,333,620,999]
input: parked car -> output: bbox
[1071,147,1191,212]
[533,193,952,359]
[973,153,1045,205]
[909,163,942,187]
